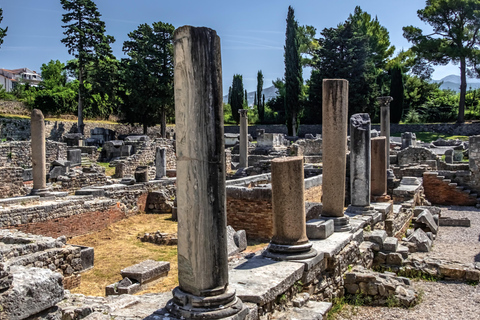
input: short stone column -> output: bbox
[371,137,390,202]
[31,109,47,193]
[165,26,247,320]
[238,109,248,168]
[264,156,317,260]
[345,114,376,215]
[401,132,416,149]
[321,79,350,231]
[155,147,166,179]
[378,96,393,168]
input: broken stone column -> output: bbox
[264,156,317,260]
[321,79,351,232]
[155,147,166,179]
[166,26,247,320]
[238,109,248,168]
[345,114,376,215]
[378,96,393,168]
[371,137,390,201]
[31,109,47,193]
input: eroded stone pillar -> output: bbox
[238,109,248,168]
[264,156,316,260]
[321,79,350,231]
[378,96,393,168]
[371,137,390,201]
[166,26,247,320]
[155,147,166,179]
[31,109,46,193]
[345,113,376,215]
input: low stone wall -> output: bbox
[0,140,67,169]
[0,167,26,198]
[423,172,477,206]
[226,175,322,241]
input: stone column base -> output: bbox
[30,188,53,197]
[345,205,378,216]
[263,242,317,261]
[387,169,396,180]
[320,215,352,232]
[164,286,248,320]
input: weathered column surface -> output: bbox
[378,96,393,168]
[264,156,316,260]
[155,147,166,179]
[345,113,376,215]
[238,109,248,168]
[401,132,416,149]
[371,137,390,201]
[31,109,46,192]
[166,26,247,320]
[321,79,350,231]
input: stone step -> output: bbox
[436,176,445,180]
[443,179,451,183]
[462,189,472,194]
[456,186,465,191]
[470,193,478,199]
[448,182,458,187]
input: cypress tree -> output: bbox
[389,63,404,123]
[257,70,264,123]
[230,74,244,124]
[284,6,303,136]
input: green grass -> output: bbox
[391,131,469,143]
[97,162,116,177]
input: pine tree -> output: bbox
[244,89,248,106]
[0,8,8,49]
[389,63,404,123]
[256,70,264,123]
[284,6,303,136]
[61,0,115,134]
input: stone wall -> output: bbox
[0,140,67,169]
[469,135,480,191]
[224,123,480,138]
[423,172,477,206]
[396,147,438,166]
[0,167,26,198]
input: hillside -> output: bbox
[223,85,278,106]
[432,75,480,92]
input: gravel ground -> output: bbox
[332,205,480,320]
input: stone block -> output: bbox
[75,188,105,197]
[227,225,241,256]
[120,260,170,284]
[439,264,466,279]
[67,149,82,166]
[416,209,439,234]
[234,230,247,252]
[383,237,398,252]
[364,230,387,248]
[0,266,64,319]
[407,228,432,252]
[386,252,403,265]
[306,219,334,239]
[439,217,471,227]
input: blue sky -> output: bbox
[0,0,466,92]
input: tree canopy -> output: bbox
[230,74,244,124]
[121,21,175,135]
[403,0,480,123]
[0,8,7,49]
[61,0,115,133]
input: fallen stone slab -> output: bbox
[439,216,471,227]
[364,230,387,248]
[407,228,432,252]
[270,300,332,320]
[0,266,64,320]
[416,209,439,234]
[383,237,398,252]
[310,231,353,258]
[229,254,305,305]
[120,260,170,284]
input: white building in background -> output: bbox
[0,68,42,92]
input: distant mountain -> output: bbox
[432,74,480,92]
[223,85,278,106]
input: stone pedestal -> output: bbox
[238,109,248,168]
[264,156,316,260]
[345,114,376,215]
[167,25,247,320]
[155,147,167,179]
[321,79,350,232]
[134,166,148,183]
[31,109,47,195]
[371,137,390,202]
[401,132,416,149]
[378,96,393,168]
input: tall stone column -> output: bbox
[378,96,393,168]
[321,79,350,231]
[345,113,376,215]
[155,147,166,179]
[264,156,316,260]
[166,26,247,320]
[238,109,248,168]
[371,137,390,202]
[31,109,46,193]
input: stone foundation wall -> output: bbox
[423,172,477,206]
[54,171,108,192]
[0,167,26,198]
[0,140,67,169]
[396,147,437,166]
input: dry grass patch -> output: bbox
[69,213,178,297]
